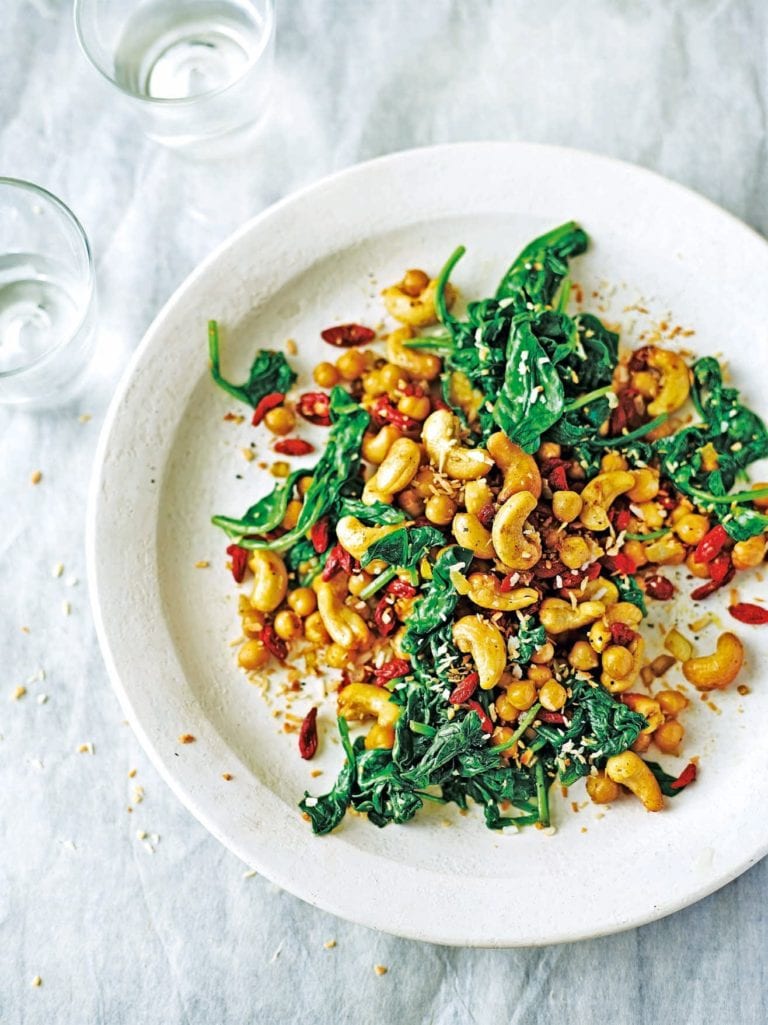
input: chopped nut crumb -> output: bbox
[194,560,210,569]
[179,733,196,744]
[30,470,42,485]
[62,601,71,616]
[221,772,233,781]
[52,562,64,578]
[310,769,323,778]
[323,939,336,949]
[37,694,48,705]
[242,869,258,879]
[128,768,137,778]
[31,975,42,988]
[241,448,255,462]
[374,965,388,976]
[737,684,751,696]
[12,686,26,701]
[77,743,93,754]
[21,626,30,634]
[286,338,298,355]
[78,413,92,423]
[136,830,147,840]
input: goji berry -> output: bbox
[261,623,288,661]
[610,622,638,646]
[708,551,732,584]
[448,672,480,704]
[252,391,285,426]
[670,762,697,791]
[476,503,496,528]
[386,579,418,598]
[298,707,318,760]
[310,517,331,554]
[728,602,768,625]
[466,700,494,735]
[297,391,331,426]
[273,438,315,456]
[548,464,569,491]
[320,323,376,347]
[322,544,352,581]
[693,524,729,564]
[373,597,397,636]
[369,395,419,433]
[372,658,411,685]
[609,505,632,532]
[537,710,567,725]
[226,544,249,584]
[645,574,675,600]
[612,552,637,575]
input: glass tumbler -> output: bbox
[0,179,96,407]
[74,0,276,153]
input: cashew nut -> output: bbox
[601,636,644,693]
[382,273,455,329]
[386,325,442,380]
[422,409,494,480]
[248,550,288,613]
[338,682,402,726]
[487,431,542,501]
[579,471,636,531]
[362,424,402,464]
[682,632,744,691]
[463,572,539,612]
[539,598,606,635]
[452,615,507,690]
[316,582,372,651]
[335,516,408,562]
[363,437,421,504]
[452,512,495,559]
[491,491,542,570]
[605,750,664,812]
[620,693,664,733]
[447,369,485,423]
[644,347,691,416]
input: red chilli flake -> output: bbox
[670,762,697,791]
[251,391,285,426]
[610,622,639,646]
[320,323,376,347]
[644,574,675,600]
[322,544,352,581]
[273,438,315,456]
[297,391,331,426]
[448,672,480,705]
[386,579,418,598]
[225,544,249,584]
[728,602,768,625]
[372,658,411,686]
[261,623,288,661]
[693,524,729,564]
[466,700,494,735]
[298,707,318,760]
[310,517,331,554]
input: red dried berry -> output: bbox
[369,395,419,433]
[372,658,412,685]
[628,347,651,372]
[612,552,638,576]
[609,505,632,532]
[693,524,729,564]
[310,517,331,554]
[298,707,318,760]
[708,551,732,584]
[273,438,315,456]
[373,597,398,637]
[537,710,567,725]
[690,562,735,600]
[297,391,331,426]
[533,558,567,580]
[320,323,376,347]
[644,574,675,600]
[322,544,352,581]
[252,391,286,426]
[476,503,496,528]
[225,544,249,584]
[261,623,288,661]
[670,762,697,791]
[386,579,418,598]
[610,622,639,646]
[448,672,480,705]
[465,700,494,735]
[548,464,569,491]
[728,602,768,625]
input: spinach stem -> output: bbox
[563,384,613,413]
[535,761,551,828]
[623,527,671,542]
[358,565,398,600]
[208,320,247,404]
[409,721,437,738]
[493,703,542,755]
[688,485,768,506]
[435,245,466,325]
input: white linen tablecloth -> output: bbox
[2,1,767,1021]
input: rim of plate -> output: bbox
[87,141,768,946]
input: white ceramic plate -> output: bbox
[88,142,768,946]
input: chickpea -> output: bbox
[685,551,710,579]
[312,361,338,388]
[628,468,660,503]
[653,719,685,754]
[401,268,430,297]
[552,490,583,523]
[751,482,768,510]
[398,394,431,420]
[568,640,599,671]
[336,349,367,381]
[673,513,710,545]
[504,680,538,711]
[732,534,767,570]
[656,689,689,716]
[602,645,634,679]
[264,406,296,436]
[281,499,302,530]
[538,442,562,460]
[491,725,517,756]
[274,609,302,641]
[622,540,648,568]
[586,772,621,805]
[539,680,567,711]
[464,480,493,515]
[530,641,555,665]
[494,693,519,723]
[397,487,426,517]
[348,573,371,596]
[304,611,330,645]
[379,362,409,392]
[326,643,350,669]
[425,494,458,525]
[636,501,665,530]
[559,535,591,570]
[298,475,313,496]
[287,587,317,617]
[600,452,629,473]
[631,732,652,753]
[238,639,269,671]
[527,665,553,685]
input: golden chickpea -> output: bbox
[281,499,302,530]
[348,573,371,596]
[263,406,296,436]
[622,540,648,568]
[636,501,665,529]
[539,680,567,711]
[304,611,330,645]
[238,639,269,671]
[401,268,430,297]
[538,442,562,460]
[559,535,591,570]
[490,726,517,757]
[552,491,583,523]
[505,680,538,711]
[569,640,599,670]
[669,499,695,524]
[527,665,553,685]
[326,643,349,669]
[336,350,367,381]
[493,693,519,723]
[656,689,689,717]
[365,723,396,750]
[273,610,302,641]
[602,644,634,679]
[397,487,426,518]
[653,719,685,754]
[287,587,317,617]
[752,482,768,511]
[530,641,555,665]
[297,475,313,496]
[313,361,340,388]
[586,772,621,804]
[425,494,458,526]
[673,513,710,545]
[600,452,629,473]
[379,362,409,392]
[631,732,652,754]
[732,534,767,570]
[627,467,660,503]
[398,394,431,420]
[242,610,265,637]
[685,551,710,579]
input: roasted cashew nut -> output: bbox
[620,693,664,734]
[422,409,494,480]
[363,437,422,504]
[579,470,636,531]
[487,431,542,501]
[247,550,288,613]
[385,326,442,380]
[382,275,455,329]
[452,512,495,559]
[362,424,402,464]
[338,682,402,726]
[682,632,744,691]
[452,615,507,691]
[335,515,409,562]
[491,491,542,570]
[539,598,606,635]
[644,347,691,416]
[316,581,372,651]
[464,572,539,612]
[605,751,664,812]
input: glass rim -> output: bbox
[73,0,275,108]
[0,177,95,380]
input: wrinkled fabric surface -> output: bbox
[2,1,768,1022]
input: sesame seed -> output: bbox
[52,562,64,578]
[37,694,48,705]
[222,772,233,781]
[62,601,71,616]
[128,768,137,778]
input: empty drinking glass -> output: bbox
[0,179,96,407]
[74,0,276,153]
